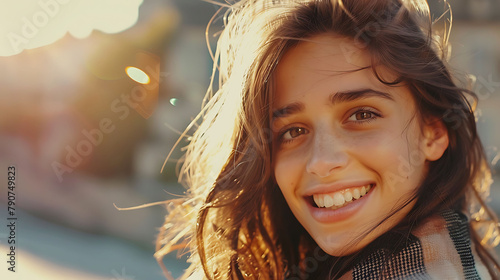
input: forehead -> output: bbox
[273,34,399,108]
[279,34,371,71]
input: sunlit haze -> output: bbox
[0,0,144,56]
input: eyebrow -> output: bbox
[272,88,393,120]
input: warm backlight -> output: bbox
[0,0,144,56]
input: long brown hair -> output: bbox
[155,0,499,279]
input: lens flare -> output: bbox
[125,66,150,84]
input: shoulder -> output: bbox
[412,210,491,279]
[339,210,491,279]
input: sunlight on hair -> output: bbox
[472,219,500,248]
[403,0,430,13]
[125,66,150,84]
[0,0,143,56]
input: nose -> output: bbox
[306,129,348,178]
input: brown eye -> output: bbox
[355,111,373,120]
[347,109,379,122]
[281,127,308,141]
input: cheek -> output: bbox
[376,140,428,195]
[345,128,395,149]
[273,153,302,194]
[350,128,427,186]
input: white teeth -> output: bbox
[353,189,360,199]
[313,194,325,208]
[312,184,374,209]
[323,195,334,208]
[344,191,352,202]
[333,193,345,206]
[318,194,324,208]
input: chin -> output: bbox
[316,211,414,257]
[317,236,370,257]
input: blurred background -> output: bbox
[0,0,498,279]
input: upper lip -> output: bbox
[302,180,375,197]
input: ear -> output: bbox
[422,119,449,161]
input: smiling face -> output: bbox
[271,35,449,256]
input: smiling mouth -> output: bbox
[310,184,374,210]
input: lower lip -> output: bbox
[306,187,374,223]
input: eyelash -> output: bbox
[277,107,381,144]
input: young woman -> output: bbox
[155,0,500,279]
